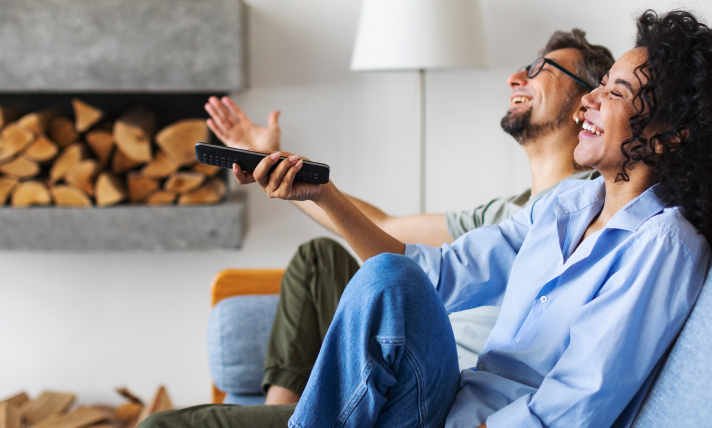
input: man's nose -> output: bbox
[507,69,528,88]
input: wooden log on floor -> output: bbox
[114,388,143,406]
[17,109,61,135]
[49,143,86,184]
[144,190,177,205]
[72,98,104,133]
[178,178,226,205]
[23,135,59,163]
[0,393,29,410]
[33,406,108,428]
[111,148,144,174]
[140,151,178,179]
[0,177,18,206]
[155,119,208,166]
[50,184,93,207]
[95,172,127,207]
[113,107,155,163]
[0,106,21,131]
[20,391,74,425]
[135,386,172,426]
[0,402,20,428]
[0,123,35,163]
[164,172,205,194]
[0,155,40,179]
[49,117,79,149]
[11,181,52,207]
[114,403,142,424]
[192,162,222,177]
[85,130,114,166]
[65,159,99,196]
[127,172,160,203]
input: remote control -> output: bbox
[195,143,330,185]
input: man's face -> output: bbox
[501,48,584,144]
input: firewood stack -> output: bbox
[0,386,174,428]
[0,100,226,208]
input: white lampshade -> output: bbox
[351,0,490,71]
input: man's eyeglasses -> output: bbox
[519,57,594,91]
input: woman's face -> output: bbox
[574,47,648,175]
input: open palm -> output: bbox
[205,96,281,152]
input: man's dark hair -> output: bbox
[541,29,615,91]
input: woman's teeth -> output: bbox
[582,121,604,136]
[511,96,531,104]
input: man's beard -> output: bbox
[500,93,575,145]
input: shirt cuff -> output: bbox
[486,394,543,428]
[404,243,442,288]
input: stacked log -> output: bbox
[0,99,225,208]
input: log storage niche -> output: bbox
[0,94,245,251]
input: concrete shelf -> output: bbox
[0,193,245,252]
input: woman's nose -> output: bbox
[581,88,601,110]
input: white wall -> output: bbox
[1,0,710,407]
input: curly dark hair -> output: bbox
[619,10,712,243]
[541,29,615,91]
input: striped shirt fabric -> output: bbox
[406,177,710,428]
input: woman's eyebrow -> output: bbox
[614,78,633,92]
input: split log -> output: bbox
[114,403,142,424]
[0,123,35,163]
[0,402,20,428]
[49,117,79,149]
[111,148,144,174]
[85,130,114,165]
[0,106,20,130]
[23,135,59,163]
[0,156,40,179]
[114,388,144,406]
[155,119,208,166]
[192,162,222,177]
[0,177,18,206]
[135,386,172,426]
[0,393,28,409]
[11,181,52,207]
[49,143,86,184]
[95,172,126,207]
[33,406,108,428]
[127,173,160,203]
[65,159,99,196]
[113,107,155,162]
[50,185,92,207]
[17,109,61,134]
[145,190,177,205]
[164,172,205,194]
[178,178,226,205]
[140,151,178,179]
[20,391,74,425]
[72,98,104,133]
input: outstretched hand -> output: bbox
[204,96,281,152]
[232,151,324,202]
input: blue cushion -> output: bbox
[207,294,279,396]
[632,259,712,427]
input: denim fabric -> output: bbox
[288,253,460,428]
[207,294,279,396]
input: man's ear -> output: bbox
[572,104,586,125]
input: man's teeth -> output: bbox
[582,121,604,136]
[511,96,531,104]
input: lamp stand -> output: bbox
[417,68,426,214]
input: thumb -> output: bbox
[268,110,281,129]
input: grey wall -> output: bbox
[1,0,711,408]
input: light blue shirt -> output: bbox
[405,177,710,428]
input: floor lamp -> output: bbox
[351,0,490,213]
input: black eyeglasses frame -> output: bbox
[520,57,595,91]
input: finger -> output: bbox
[266,154,297,194]
[209,96,236,126]
[222,97,250,123]
[253,152,281,187]
[278,159,302,197]
[268,110,281,129]
[206,117,228,141]
[205,104,232,136]
[232,163,255,184]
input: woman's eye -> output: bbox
[611,92,622,98]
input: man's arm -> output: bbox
[292,198,452,246]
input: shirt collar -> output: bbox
[553,176,668,232]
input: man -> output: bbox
[140,29,614,427]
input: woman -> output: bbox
[142,9,712,428]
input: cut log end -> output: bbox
[95,172,127,207]
[0,123,35,163]
[85,130,114,165]
[50,185,93,207]
[127,173,160,203]
[72,98,105,133]
[23,135,59,163]
[11,181,52,207]
[155,119,209,166]
[164,172,205,194]
[113,106,155,163]
[49,116,79,149]
[49,143,87,184]
[178,178,226,205]
[0,155,40,179]
[65,159,100,196]
[145,190,177,205]
[140,151,178,179]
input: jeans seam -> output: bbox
[403,345,426,428]
[333,352,374,428]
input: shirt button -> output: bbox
[515,337,521,344]
[540,296,548,303]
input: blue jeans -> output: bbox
[288,253,460,428]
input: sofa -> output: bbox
[207,256,712,426]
